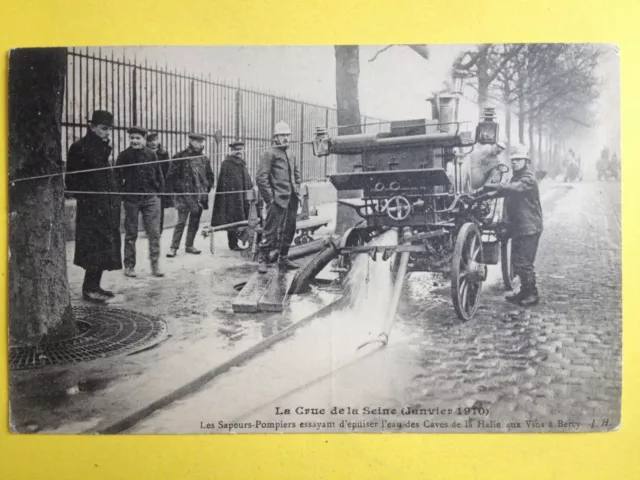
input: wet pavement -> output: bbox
[10,181,622,435]
[9,203,338,433]
[126,180,621,434]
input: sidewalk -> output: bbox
[10,202,339,434]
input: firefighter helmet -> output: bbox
[274,121,292,136]
[510,143,530,161]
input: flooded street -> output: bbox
[127,180,622,434]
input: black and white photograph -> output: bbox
[8,44,621,434]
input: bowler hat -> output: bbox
[127,126,148,136]
[229,140,245,148]
[188,133,206,141]
[89,110,114,126]
[146,132,159,141]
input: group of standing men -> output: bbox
[66,110,301,303]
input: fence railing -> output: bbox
[62,47,389,182]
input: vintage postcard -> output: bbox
[8,44,621,434]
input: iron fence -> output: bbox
[62,47,388,182]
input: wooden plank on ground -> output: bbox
[232,267,276,313]
[257,269,298,313]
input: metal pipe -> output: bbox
[379,251,410,343]
[329,132,460,154]
[210,220,249,232]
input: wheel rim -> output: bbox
[452,223,484,321]
[501,238,519,290]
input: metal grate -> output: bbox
[9,306,168,370]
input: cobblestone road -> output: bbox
[130,180,622,434]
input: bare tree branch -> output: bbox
[368,45,395,63]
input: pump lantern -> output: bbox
[452,70,467,95]
[312,126,330,157]
[476,108,499,145]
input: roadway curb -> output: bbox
[84,294,348,434]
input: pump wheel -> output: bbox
[451,222,485,321]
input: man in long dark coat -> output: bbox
[211,141,253,250]
[166,133,215,257]
[146,132,172,233]
[65,110,122,303]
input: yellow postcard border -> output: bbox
[1,0,638,478]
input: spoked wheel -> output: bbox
[451,222,486,321]
[500,237,519,291]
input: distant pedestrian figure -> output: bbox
[482,143,543,307]
[146,132,172,232]
[166,133,215,257]
[116,126,165,278]
[210,141,254,250]
[65,110,122,303]
[255,121,302,273]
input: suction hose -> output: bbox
[289,238,340,294]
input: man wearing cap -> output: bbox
[211,141,254,250]
[255,121,302,273]
[115,126,165,278]
[146,132,172,233]
[482,143,543,307]
[166,133,215,257]
[66,110,123,303]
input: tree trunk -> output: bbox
[537,121,543,169]
[504,100,512,153]
[334,46,364,234]
[9,48,76,345]
[335,46,362,136]
[528,114,536,170]
[518,93,526,144]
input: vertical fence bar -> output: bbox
[299,102,305,180]
[91,48,96,112]
[110,51,115,133]
[144,58,149,130]
[80,49,85,124]
[131,66,137,127]
[271,97,276,137]
[172,69,177,151]
[97,48,102,111]
[190,79,195,133]
[179,74,184,134]
[235,88,241,141]
[324,108,329,177]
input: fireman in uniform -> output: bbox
[255,121,302,273]
[481,143,543,307]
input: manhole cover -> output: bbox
[9,306,168,370]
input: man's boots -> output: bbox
[519,275,540,307]
[124,267,137,278]
[151,261,165,278]
[505,286,526,304]
[257,251,268,274]
[166,248,177,258]
[185,246,201,255]
[278,255,300,272]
